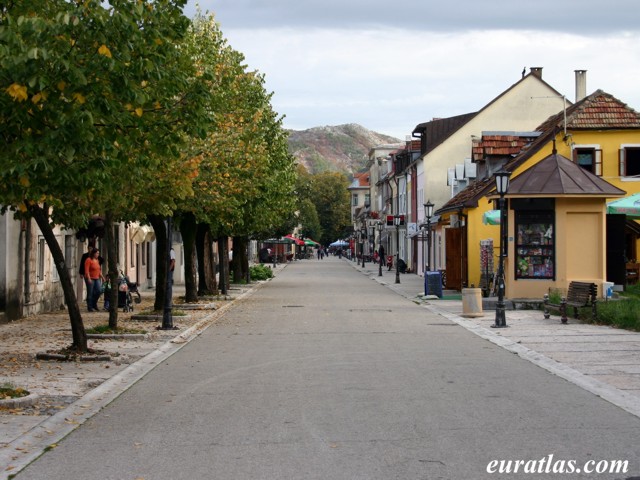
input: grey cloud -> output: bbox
[187,0,640,33]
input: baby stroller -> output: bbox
[118,271,142,312]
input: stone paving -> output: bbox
[3,258,640,476]
[349,258,640,414]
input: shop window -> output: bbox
[515,212,555,280]
[572,147,602,176]
[619,145,640,178]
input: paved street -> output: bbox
[13,257,640,479]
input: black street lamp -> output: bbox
[160,216,175,330]
[394,214,401,284]
[424,200,434,272]
[361,227,367,267]
[361,199,370,268]
[352,230,357,262]
[377,221,384,277]
[492,169,511,328]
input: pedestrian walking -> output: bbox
[379,245,386,266]
[84,248,104,312]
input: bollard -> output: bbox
[461,287,483,318]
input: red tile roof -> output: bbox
[353,172,370,187]
[472,135,538,161]
[537,90,640,131]
[437,89,638,215]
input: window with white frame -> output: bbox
[572,145,602,176]
[352,194,358,206]
[620,145,640,178]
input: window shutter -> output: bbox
[595,149,602,176]
[619,148,625,177]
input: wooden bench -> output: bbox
[543,281,597,324]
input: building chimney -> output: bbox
[575,69,587,102]
[530,67,543,78]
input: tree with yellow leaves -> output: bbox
[0,1,213,350]
[175,13,297,301]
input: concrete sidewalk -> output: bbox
[347,257,640,419]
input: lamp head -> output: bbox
[494,170,511,196]
[425,199,434,219]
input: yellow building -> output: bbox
[437,90,640,298]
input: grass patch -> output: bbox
[1,382,29,399]
[550,286,640,331]
[86,324,147,335]
[595,287,640,331]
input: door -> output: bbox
[606,214,627,285]
[445,227,463,290]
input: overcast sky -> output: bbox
[184,1,640,139]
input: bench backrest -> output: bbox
[567,281,597,303]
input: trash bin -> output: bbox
[424,271,442,298]
[461,287,483,317]
[602,281,613,300]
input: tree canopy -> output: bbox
[0,1,299,349]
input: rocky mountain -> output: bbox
[287,123,402,175]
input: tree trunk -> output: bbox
[104,211,119,329]
[218,236,228,295]
[196,223,217,295]
[28,203,88,352]
[231,236,249,284]
[180,213,198,302]
[148,214,168,312]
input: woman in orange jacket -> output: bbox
[84,248,104,312]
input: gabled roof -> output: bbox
[412,70,565,157]
[412,112,477,156]
[437,89,636,215]
[507,153,625,197]
[347,171,369,190]
[537,89,640,132]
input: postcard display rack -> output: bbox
[515,212,554,279]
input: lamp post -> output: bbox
[362,200,370,268]
[394,214,401,284]
[368,224,374,268]
[361,227,367,267]
[352,230,357,262]
[377,221,384,277]
[424,200,434,272]
[492,170,511,328]
[160,216,175,330]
